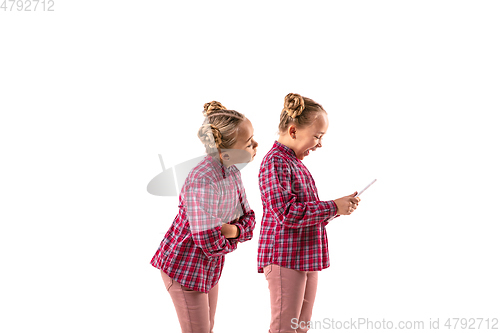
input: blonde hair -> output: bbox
[278,93,326,133]
[197,101,245,154]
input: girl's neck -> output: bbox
[277,135,296,153]
[209,153,232,168]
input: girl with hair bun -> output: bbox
[151,101,258,333]
[258,93,361,333]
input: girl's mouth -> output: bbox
[304,147,316,156]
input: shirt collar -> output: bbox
[273,140,297,159]
[206,154,230,178]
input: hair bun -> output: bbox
[283,93,305,118]
[197,124,222,149]
[203,101,226,117]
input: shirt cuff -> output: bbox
[329,200,338,216]
[230,223,243,241]
[324,200,339,224]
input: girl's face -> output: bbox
[220,118,258,165]
[291,112,329,160]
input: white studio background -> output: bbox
[1,1,499,332]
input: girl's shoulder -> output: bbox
[183,155,224,186]
[261,143,296,166]
[259,148,295,176]
[263,149,285,164]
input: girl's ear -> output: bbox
[219,150,230,161]
[289,125,297,139]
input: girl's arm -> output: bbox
[184,179,238,258]
[260,156,337,229]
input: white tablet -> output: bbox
[355,179,377,198]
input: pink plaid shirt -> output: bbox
[151,155,255,293]
[257,141,338,273]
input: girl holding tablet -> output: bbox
[257,93,360,333]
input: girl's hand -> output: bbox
[333,192,361,215]
[221,223,240,239]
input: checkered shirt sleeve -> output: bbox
[227,171,256,243]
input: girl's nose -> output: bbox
[254,140,259,148]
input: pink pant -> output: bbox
[264,264,319,333]
[161,270,218,333]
